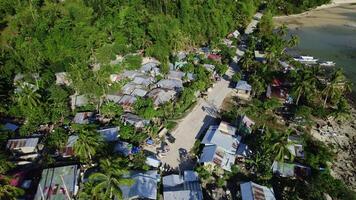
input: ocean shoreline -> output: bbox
[274,0,356,19]
[273,2,356,191]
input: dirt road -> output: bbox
[160,68,235,170]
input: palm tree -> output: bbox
[100,101,124,119]
[332,97,351,121]
[292,68,318,105]
[89,159,134,199]
[14,82,41,109]
[270,130,295,162]
[0,154,14,174]
[0,177,24,200]
[240,50,254,71]
[322,69,352,107]
[288,35,299,48]
[277,24,288,36]
[74,129,103,163]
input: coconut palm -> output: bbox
[332,97,351,121]
[240,50,254,71]
[89,159,134,199]
[100,101,124,119]
[14,82,41,109]
[292,68,318,105]
[322,69,352,107]
[74,129,103,163]
[277,24,288,36]
[270,130,295,162]
[0,177,24,200]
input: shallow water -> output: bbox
[286,10,356,96]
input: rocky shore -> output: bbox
[311,109,356,190]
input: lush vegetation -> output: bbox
[0,0,353,199]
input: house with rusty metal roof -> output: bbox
[147,88,177,106]
[7,137,39,154]
[240,181,275,200]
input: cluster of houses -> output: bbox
[2,48,229,199]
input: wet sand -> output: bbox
[274,4,356,28]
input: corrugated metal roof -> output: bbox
[163,171,203,200]
[120,170,159,200]
[235,81,252,91]
[3,123,19,132]
[34,165,80,200]
[97,127,119,142]
[7,138,39,150]
[240,181,275,200]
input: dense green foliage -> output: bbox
[0,0,354,199]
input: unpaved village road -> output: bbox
[160,68,235,170]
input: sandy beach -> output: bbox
[274,2,356,28]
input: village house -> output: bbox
[236,143,252,162]
[60,135,78,158]
[122,83,143,95]
[7,137,40,154]
[236,115,255,136]
[287,135,305,159]
[145,156,161,168]
[147,88,177,106]
[168,70,195,82]
[163,170,203,200]
[272,161,311,178]
[140,57,161,76]
[34,165,80,200]
[254,50,266,63]
[104,93,123,103]
[121,112,150,129]
[203,64,215,73]
[55,72,71,86]
[244,12,263,34]
[2,122,19,132]
[278,60,295,72]
[73,112,94,124]
[207,54,222,62]
[120,170,160,200]
[130,88,148,97]
[13,73,40,86]
[235,80,252,100]
[70,94,89,110]
[240,181,276,200]
[132,75,155,87]
[97,127,120,142]
[266,79,293,104]
[199,122,240,171]
[228,30,240,38]
[156,79,184,92]
[118,95,137,111]
[122,70,144,80]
